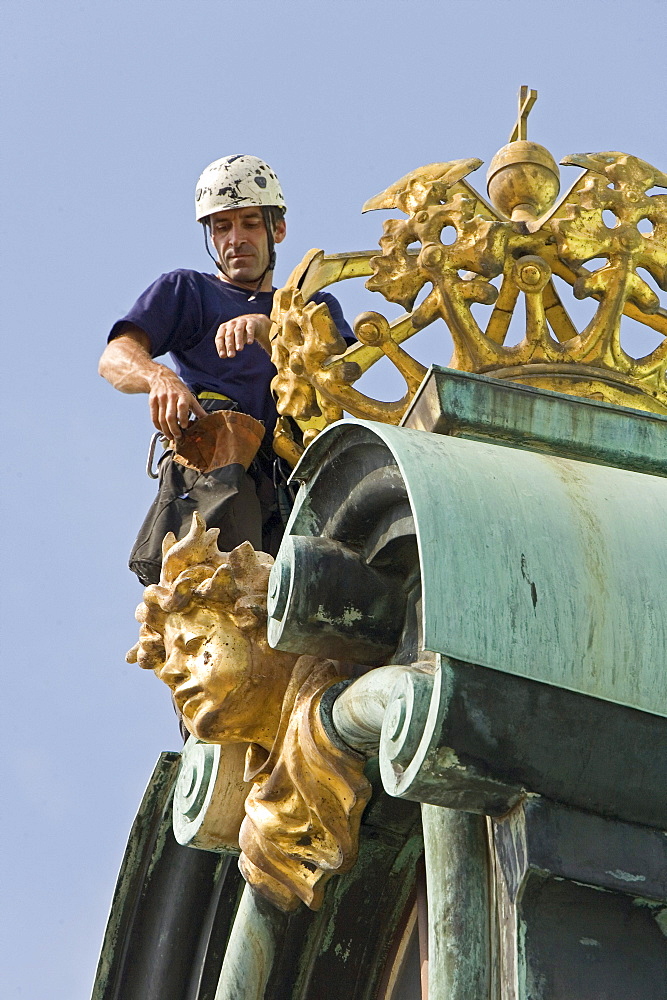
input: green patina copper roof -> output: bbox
[294,372,667,718]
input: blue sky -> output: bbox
[3,1,666,996]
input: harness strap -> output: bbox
[197,391,234,402]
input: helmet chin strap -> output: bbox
[203,208,276,301]
[203,224,226,275]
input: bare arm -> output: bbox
[98,324,206,439]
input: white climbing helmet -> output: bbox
[195,154,286,223]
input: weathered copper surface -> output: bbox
[268,373,667,827]
[276,367,667,722]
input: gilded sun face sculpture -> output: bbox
[126,513,298,750]
[127,512,372,912]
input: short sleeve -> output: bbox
[107,270,204,358]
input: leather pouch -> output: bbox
[171,410,265,473]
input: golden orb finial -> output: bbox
[486,86,560,223]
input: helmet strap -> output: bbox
[248,207,277,301]
[203,223,226,274]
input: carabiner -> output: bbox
[146,431,166,479]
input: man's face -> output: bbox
[155,604,292,748]
[209,207,285,288]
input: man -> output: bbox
[99,154,353,583]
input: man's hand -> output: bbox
[215,314,271,358]
[98,327,206,440]
[148,367,207,440]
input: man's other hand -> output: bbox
[148,368,207,441]
[215,314,271,358]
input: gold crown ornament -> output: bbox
[270,87,667,464]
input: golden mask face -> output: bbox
[157,605,293,749]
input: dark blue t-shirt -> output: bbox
[108,269,354,434]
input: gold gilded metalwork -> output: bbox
[270,88,667,462]
[487,86,561,224]
[127,515,296,749]
[509,85,537,143]
[128,513,369,910]
[240,655,371,911]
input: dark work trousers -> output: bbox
[129,398,284,586]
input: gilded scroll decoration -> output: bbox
[269,89,667,463]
